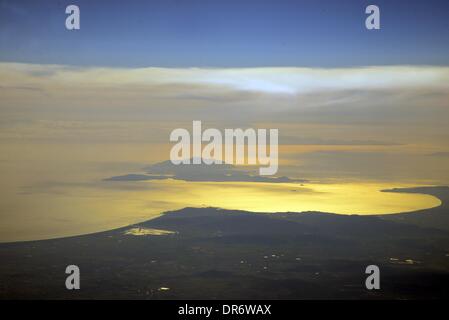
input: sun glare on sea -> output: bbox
[0,178,440,242]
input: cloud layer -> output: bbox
[1,62,449,183]
[2,63,449,95]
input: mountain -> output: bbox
[104,159,307,183]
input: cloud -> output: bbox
[2,62,448,128]
[429,152,449,157]
[1,62,448,184]
[1,63,449,95]
[0,85,43,92]
[280,136,402,146]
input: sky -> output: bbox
[1,0,449,241]
[1,0,449,67]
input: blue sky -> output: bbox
[1,0,449,67]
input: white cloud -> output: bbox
[1,63,449,95]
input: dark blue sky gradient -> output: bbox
[1,0,448,67]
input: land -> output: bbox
[0,186,449,299]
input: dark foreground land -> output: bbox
[1,186,449,299]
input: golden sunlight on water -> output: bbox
[139,180,441,215]
[0,178,441,243]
